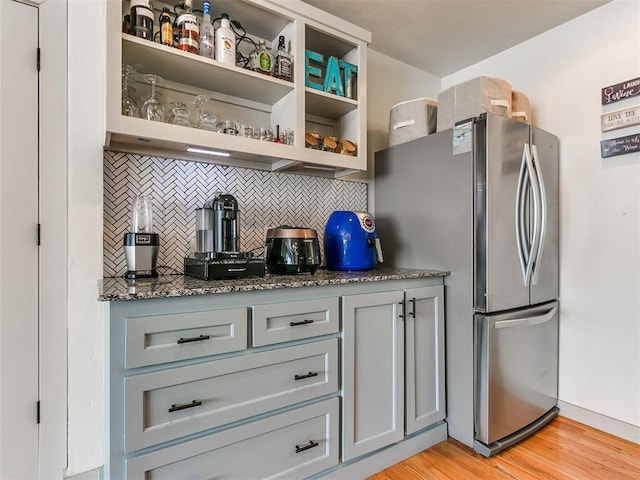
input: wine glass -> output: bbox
[121,65,139,117]
[141,74,164,122]
[193,94,218,130]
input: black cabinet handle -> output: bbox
[294,371,319,381]
[399,300,405,319]
[168,400,202,413]
[177,334,210,344]
[410,297,416,318]
[289,319,314,327]
[295,440,319,453]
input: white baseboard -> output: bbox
[558,400,640,444]
[64,466,102,480]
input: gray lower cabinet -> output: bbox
[342,290,405,461]
[342,285,446,461]
[106,278,446,479]
[404,285,446,435]
[127,397,340,480]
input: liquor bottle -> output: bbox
[176,0,199,54]
[199,0,214,59]
[215,13,236,66]
[159,7,173,47]
[250,40,274,76]
[129,0,153,40]
[274,35,292,81]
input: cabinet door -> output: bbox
[342,290,404,461]
[405,286,446,435]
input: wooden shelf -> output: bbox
[305,88,358,119]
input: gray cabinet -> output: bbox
[342,285,446,461]
[404,285,446,435]
[341,291,405,461]
[106,276,446,479]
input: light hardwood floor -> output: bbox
[367,417,640,479]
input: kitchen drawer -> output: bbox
[124,338,338,452]
[252,297,339,347]
[127,397,339,480]
[125,307,248,368]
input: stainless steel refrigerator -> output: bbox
[374,112,559,456]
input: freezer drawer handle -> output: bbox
[294,371,319,381]
[290,319,314,327]
[494,306,558,329]
[295,440,319,453]
[177,334,210,344]
[168,400,203,413]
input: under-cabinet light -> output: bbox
[302,165,336,171]
[187,146,231,157]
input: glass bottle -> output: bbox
[121,65,139,118]
[199,0,214,59]
[215,13,236,66]
[129,0,154,40]
[274,36,292,82]
[177,0,199,54]
[250,39,274,76]
[159,7,173,47]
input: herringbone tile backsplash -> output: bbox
[103,151,368,277]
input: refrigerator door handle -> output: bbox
[494,305,558,329]
[515,146,530,285]
[530,144,547,285]
[523,143,541,287]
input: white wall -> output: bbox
[366,49,440,201]
[63,0,640,476]
[67,0,106,475]
[443,0,640,431]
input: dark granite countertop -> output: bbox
[98,267,449,301]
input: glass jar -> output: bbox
[168,102,191,127]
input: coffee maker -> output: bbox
[185,193,265,280]
[123,195,160,279]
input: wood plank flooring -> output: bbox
[367,417,640,480]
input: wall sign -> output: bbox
[600,133,640,158]
[601,77,640,105]
[601,105,640,132]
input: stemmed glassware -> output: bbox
[141,74,165,122]
[193,94,218,131]
[121,65,139,118]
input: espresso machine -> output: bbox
[184,193,265,280]
[123,195,160,279]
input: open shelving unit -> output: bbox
[106,0,371,177]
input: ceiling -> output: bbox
[301,0,611,76]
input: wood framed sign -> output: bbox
[601,105,640,132]
[600,133,640,158]
[601,77,640,105]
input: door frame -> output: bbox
[38,0,68,476]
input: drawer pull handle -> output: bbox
[289,319,314,327]
[295,440,319,453]
[177,334,210,344]
[294,371,319,381]
[168,400,202,413]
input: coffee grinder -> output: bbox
[123,195,160,279]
